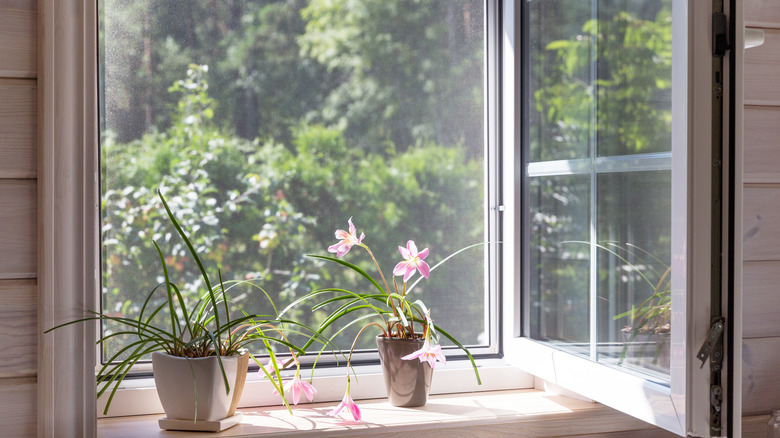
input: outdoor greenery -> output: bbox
[100,0,486,357]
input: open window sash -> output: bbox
[499,0,742,436]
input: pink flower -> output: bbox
[328,384,361,422]
[327,217,365,257]
[393,240,430,282]
[274,375,317,405]
[258,356,287,378]
[401,340,446,369]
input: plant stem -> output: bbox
[363,245,400,319]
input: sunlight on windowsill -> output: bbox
[97,389,675,437]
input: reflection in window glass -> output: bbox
[525,0,672,378]
[99,1,487,361]
[529,175,590,347]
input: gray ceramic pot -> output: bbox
[376,335,433,407]
[152,350,249,422]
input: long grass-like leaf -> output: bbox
[407,242,490,293]
[158,189,223,347]
[307,254,385,294]
[153,240,180,354]
[101,344,162,415]
[195,322,230,394]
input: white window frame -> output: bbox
[500,0,743,436]
[39,0,742,436]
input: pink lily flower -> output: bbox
[393,240,430,282]
[328,217,365,257]
[258,356,287,378]
[328,382,361,422]
[274,375,317,405]
[401,340,446,369]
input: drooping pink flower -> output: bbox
[327,217,365,257]
[328,383,361,422]
[401,340,446,369]
[274,375,317,405]
[392,240,430,282]
[258,356,287,378]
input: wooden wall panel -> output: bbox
[0,180,36,278]
[0,377,36,437]
[0,0,36,78]
[0,280,36,378]
[743,337,780,415]
[743,186,780,261]
[746,0,780,29]
[743,414,771,438]
[745,106,780,184]
[0,79,36,178]
[745,29,780,106]
[743,261,780,339]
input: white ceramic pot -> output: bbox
[152,351,249,422]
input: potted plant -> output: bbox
[46,190,312,431]
[280,218,482,419]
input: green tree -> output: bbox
[300,0,484,156]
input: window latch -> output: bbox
[696,317,725,368]
[712,12,729,57]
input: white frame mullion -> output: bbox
[587,0,600,364]
[527,153,673,177]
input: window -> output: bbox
[500,0,741,436]
[524,1,673,380]
[98,0,495,365]
[40,0,741,435]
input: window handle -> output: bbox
[745,28,765,50]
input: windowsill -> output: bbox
[97,389,677,437]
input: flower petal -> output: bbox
[406,240,419,256]
[292,381,302,405]
[328,400,346,417]
[401,350,423,361]
[417,247,429,260]
[348,217,356,235]
[417,260,430,279]
[348,400,362,422]
[398,245,411,259]
[403,265,416,282]
[393,260,409,276]
[301,380,317,402]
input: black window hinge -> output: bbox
[697,317,725,369]
[712,12,730,57]
[697,317,726,436]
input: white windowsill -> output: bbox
[97,388,678,437]
[97,360,530,418]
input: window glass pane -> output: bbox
[527,0,672,162]
[596,171,671,377]
[527,0,592,162]
[525,0,672,380]
[528,175,590,349]
[594,3,672,157]
[99,0,487,361]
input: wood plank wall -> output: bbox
[743,0,780,433]
[0,0,38,436]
